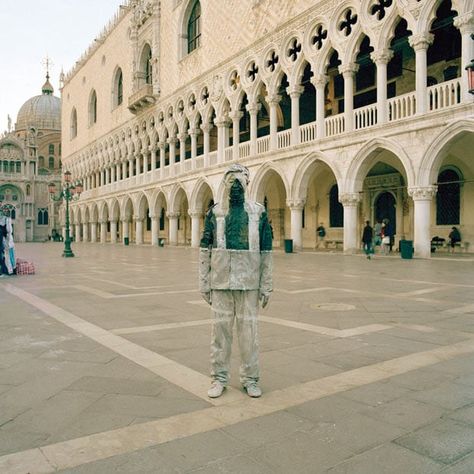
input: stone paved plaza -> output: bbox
[0,243,474,473]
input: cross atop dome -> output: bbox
[41,55,54,95]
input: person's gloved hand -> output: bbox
[201,291,212,305]
[259,292,270,308]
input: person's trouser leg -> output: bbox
[234,290,259,386]
[210,290,234,385]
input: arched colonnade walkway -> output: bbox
[67,121,474,258]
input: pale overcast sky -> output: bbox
[0,0,124,133]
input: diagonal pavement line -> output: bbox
[396,287,451,297]
[259,316,390,338]
[444,303,474,315]
[2,336,474,473]
[3,284,245,407]
[112,319,214,335]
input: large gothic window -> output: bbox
[38,208,49,226]
[113,68,124,107]
[329,184,344,227]
[89,90,97,126]
[140,44,152,86]
[70,108,77,139]
[187,1,201,54]
[436,169,460,225]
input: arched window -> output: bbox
[329,184,343,227]
[70,108,78,139]
[49,157,55,169]
[159,208,165,230]
[436,169,460,225]
[38,156,45,168]
[89,90,98,126]
[139,44,152,86]
[37,208,49,226]
[49,144,54,154]
[113,68,124,107]
[26,184,31,196]
[187,1,201,53]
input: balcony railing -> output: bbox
[325,114,345,137]
[300,122,317,144]
[388,91,416,122]
[354,104,377,130]
[428,78,462,112]
[277,129,291,149]
[128,84,157,114]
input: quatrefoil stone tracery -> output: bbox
[370,0,393,20]
[247,62,259,82]
[312,25,328,50]
[339,9,358,36]
[230,71,240,90]
[287,38,302,62]
[266,51,279,72]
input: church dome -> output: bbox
[15,75,61,131]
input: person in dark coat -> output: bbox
[448,226,461,252]
[362,221,374,259]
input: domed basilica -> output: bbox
[0,73,62,242]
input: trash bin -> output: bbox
[284,239,293,253]
[124,237,129,246]
[158,238,165,247]
[400,240,413,259]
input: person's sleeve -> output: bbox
[199,211,214,293]
[259,211,273,294]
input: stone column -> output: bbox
[75,224,81,242]
[100,220,107,243]
[246,103,261,155]
[188,128,199,163]
[168,136,177,170]
[288,199,305,250]
[90,221,98,243]
[201,123,211,167]
[128,155,134,177]
[229,111,243,159]
[105,167,110,184]
[409,34,434,115]
[159,141,166,171]
[408,186,437,259]
[178,132,187,166]
[266,94,280,150]
[371,50,393,124]
[339,64,359,132]
[135,217,144,245]
[189,210,202,248]
[122,161,127,180]
[287,86,304,145]
[312,75,328,139]
[454,14,474,103]
[110,221,118,243]
[111,166,116,183]
[122,219,129,244]
[167,212,179,245]
[82,222,88,242]
[215,119,228,163]
[134,153,141,175]
[340,193,361,254]
[151,214,159,246]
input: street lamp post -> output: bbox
[466,34,474,95]
[49,171,83,258]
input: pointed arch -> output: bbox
[345,137,415,193]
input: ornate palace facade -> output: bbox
[62,0,474,257]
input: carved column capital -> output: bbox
[339,192,361,206]
[229,110,244,121]
[408,33,434,51]
[166,211,180,219]
[454,13,474,34]
[408,186,437,200]
[266,93,282,106]
[188,210,203,219]
[246,103,262,115]
[370,49,394,65]
[167,137,178,145]
[200,123,213,133]
[286,85,304,98]
[286,199,306,210]
[311,74,329,89]
[338,63,359,77]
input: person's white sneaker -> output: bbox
[207,381,225,398]
[244,382,262,398]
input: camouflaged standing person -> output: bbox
[199,164,273,398]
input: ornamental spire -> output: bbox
[41,55,54,95]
